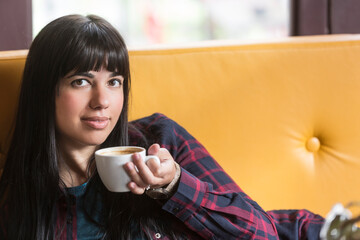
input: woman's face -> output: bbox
[55,68,124,148]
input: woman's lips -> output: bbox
[81,116,110,129]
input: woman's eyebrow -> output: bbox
[110,72,123,77]
[66,72,123,79]
[66,72,94,78]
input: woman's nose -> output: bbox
[89,86,109,110]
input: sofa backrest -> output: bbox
[1,35,360,216]
[0,50,27,173]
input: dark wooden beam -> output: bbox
[290,0,329,36]
[0,0,32,51]
[331,0,360,34]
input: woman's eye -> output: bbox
[71,79,90,87]
[108,79,122,87]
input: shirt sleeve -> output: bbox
[132,113,279,239]
[130,113,324,240]
[267,210,324,240]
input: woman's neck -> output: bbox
[57,142,98,187]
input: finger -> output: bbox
[147,158,177,187]
[132,153,156,184]
[147,147,175,180]
[146,157,161,175]
[127,181,146,195]
[123,159,147,187]
[156,148,173,170]
[148,143,160,156]
[157,147,173,162]
[148,145,172,165]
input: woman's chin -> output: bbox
[82,136,109,147]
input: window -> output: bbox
[32,0,290,47]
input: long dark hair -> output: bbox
[0,14,186,240]
[0,14,131,239]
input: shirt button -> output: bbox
[155,233,161,239]
[173,207,180,213]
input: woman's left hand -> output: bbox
[124,143,177,195]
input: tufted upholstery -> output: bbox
[1,35,360,216]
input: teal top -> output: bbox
[66,182,104,239]
[65,182,143,240]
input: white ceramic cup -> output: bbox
[95,146,160,192]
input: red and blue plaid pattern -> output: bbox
[0,113,324,239]
[131,113,324,239]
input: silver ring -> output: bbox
[145,185,151,191]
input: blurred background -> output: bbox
[1,0,360,50]
[32,0,290,47]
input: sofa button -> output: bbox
[306,137,320,152]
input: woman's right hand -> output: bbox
[124,144,178,195]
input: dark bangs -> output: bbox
[59,15,130,80]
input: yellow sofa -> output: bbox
[1,35,360,217]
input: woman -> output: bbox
[0,14,324,239]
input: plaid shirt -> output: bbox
[0,113,324,239]
[128,113,324,240]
